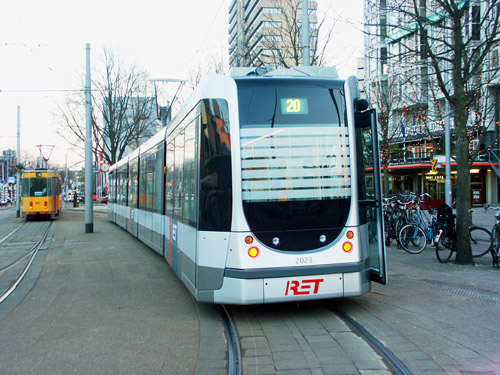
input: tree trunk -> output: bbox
[454,103,473,264]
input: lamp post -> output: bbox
[85,43,93,233]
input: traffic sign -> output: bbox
[100,162,110,173]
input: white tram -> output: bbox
[108,66,387,304]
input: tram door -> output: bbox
[355,106,387,284]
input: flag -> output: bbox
[400,107,406,139]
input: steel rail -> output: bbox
[0,248,36,274]
[0,223,24,245]
[0,222,51,273]
[220,305,242,375]
[0,222,52,304]
[334,308,411,375]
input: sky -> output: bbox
[0,0,364,169]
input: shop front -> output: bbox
[385,162,495,208]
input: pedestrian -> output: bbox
[73,191,78,208]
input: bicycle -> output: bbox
[398,194,440,254]
[484,205,500,267]
[435,204,492,263]
[383,195,412,247]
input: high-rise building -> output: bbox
[228,0,318,68]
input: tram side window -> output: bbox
[123,167,129,206]
[117,167,128,206]
[199,99,232,231]
[47,178,53,196]
[174,132,185,221]
[166,142,175,217]
[109,172,115,203]
[139,157,147,209]
[140,147,157,212]
[22,178,29,197]
[129,158,139,208]
[184,120,198,226]
[116,170,121,204]
[153,145,164,214]
[53,177,61,196]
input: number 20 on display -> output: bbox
[281,98,308,114]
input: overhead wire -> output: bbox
[195,0,227,55]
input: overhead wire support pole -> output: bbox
[85,43,94,233]
[16,106,20,218]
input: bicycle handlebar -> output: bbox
[485,204,500,212]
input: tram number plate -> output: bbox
[264,274,343,300]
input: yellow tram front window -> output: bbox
[22,178,48,197]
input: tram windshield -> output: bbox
[237,79,351,251]
[22,178,48,197]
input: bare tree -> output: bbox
[366,75,408,194]
[57,47,158,165]
[368,0,500,264]
[188,48,227,89]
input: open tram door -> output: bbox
[355,100,387,284]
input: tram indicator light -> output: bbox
[342,242,353,253]
[245,236,253,244]
[346,231,354,239]
[248,246,259,258]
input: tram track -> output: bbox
[220,304,242,375]
[0,221,52,304]
[0,223,24,245]
[332,307,411,375]
[222,301,411,375]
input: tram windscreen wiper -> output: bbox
[269,89,278,128]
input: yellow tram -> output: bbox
[21,169,62,219]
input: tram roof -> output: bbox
[229,66,340,79]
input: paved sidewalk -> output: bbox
[0,209,202,375]
[338,206,500,375]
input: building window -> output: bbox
[472,5,481,41]
[492,48,499,68]
[263,7,282,14]
[262,21,282,29]
[263,35,283,42]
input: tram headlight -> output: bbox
[342,241,353,253]
[248,246,260,258]
[272,237,280,246]
[319,235,326,243]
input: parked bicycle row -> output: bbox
[382,193,499,266]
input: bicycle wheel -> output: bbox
[492,226,500,267]
[384,216,391,246]
[469,226,492,258]
[435,230,454,263]
[394,215,407,248]
[399,224,426,254]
